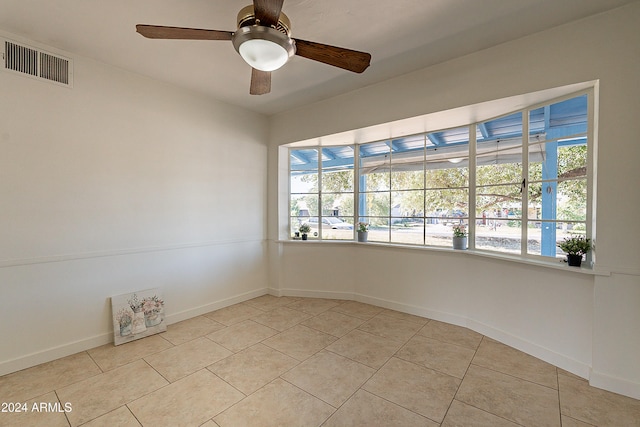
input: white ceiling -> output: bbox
[0,0,635,116]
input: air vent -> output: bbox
[2,39,73,87]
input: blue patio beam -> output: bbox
[540,105,558,257]
[478,122,490,139]
[321,148,337,161]
[290,151,311,165]
[427,133,444,146]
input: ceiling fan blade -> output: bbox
[253,0,284,28]
[136,25,233,40]
[294,39,371,73]
[250,68,271,95]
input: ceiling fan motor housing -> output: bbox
[236,5,291,36]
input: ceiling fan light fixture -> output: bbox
[232,26,295,72]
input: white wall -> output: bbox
[0,36,269,375]
[268,3,640,398]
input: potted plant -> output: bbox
[299,223,311,240]
[116,308,133,337]
[557,235,591,267]
[142,295,164,327]
[452,224,467,250]
[127,293,147,334]
[357,222,369,242]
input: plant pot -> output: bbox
[567,254,583,267]
[145,312,162,327]
[452,236,467,250]
[301,233,308,240]
[119,323,132,337]
[357,231,368,242]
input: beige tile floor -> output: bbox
[2,295,640,426]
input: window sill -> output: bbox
[276,239,609,276]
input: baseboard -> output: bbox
[0,288,268,377]
[280,291,639,399]
[355,293,469,327]
[301,291,593,383]
[466,319,591,380]
[269,287,354,301]
[165,288,268,324]
[0,333,112,377]
[590,369,640,400]
[7,287,636,401]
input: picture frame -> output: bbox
[111,288,166,345]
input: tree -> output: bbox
[291,143,587,223]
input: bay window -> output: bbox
[287,90,594,265]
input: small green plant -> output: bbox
[452,224,467,237]
[299,223,311,234]
[357,222,369,232]
[557,235,591,256]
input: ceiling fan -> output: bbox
[136,0,372,95]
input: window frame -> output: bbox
[286,88,595,267]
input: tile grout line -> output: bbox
[445,334,484,424]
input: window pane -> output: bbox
[426,219,468,248]
[391,169,424,190]
[322,193,354,217]
[428,126,470,147]
[320,216,354,241]
[290,172,318,193]
[322,169,353,193]
[476,185,521,218]
[360,171,389,192]
[390,136,424,190]
[558,144,587,177]
[527,221,563,258]
[557,179,587,221]
[426,126,469,188]
[425,189,468,220]
[425,167,468,189]
[528,142,587,182]
[290,148,319,171]
[476,219,521,254]
[391,218,424,245]
[479,112,523,144]
[530,95,587,137]
[360,141,390,191]
[362,192,390,217]
[477,112,523,187]
[290,194,318,217]
[359,216,390,242]
[477,159,522,186]
[527,221,586,257]
[296,217,319,240]
[527,182,543,214]
[391,190,424,219]
[322,146,355,193]
[290,217,302,238]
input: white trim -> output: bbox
[274,287,594,382]
[275,239,610,276]
[0,333,112,378]
[163,288,268,325]
[356,292,591,380]
[285,88,595,265]
[0,237,263,269]
[0,288,267,377]
[590,369,640,400]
